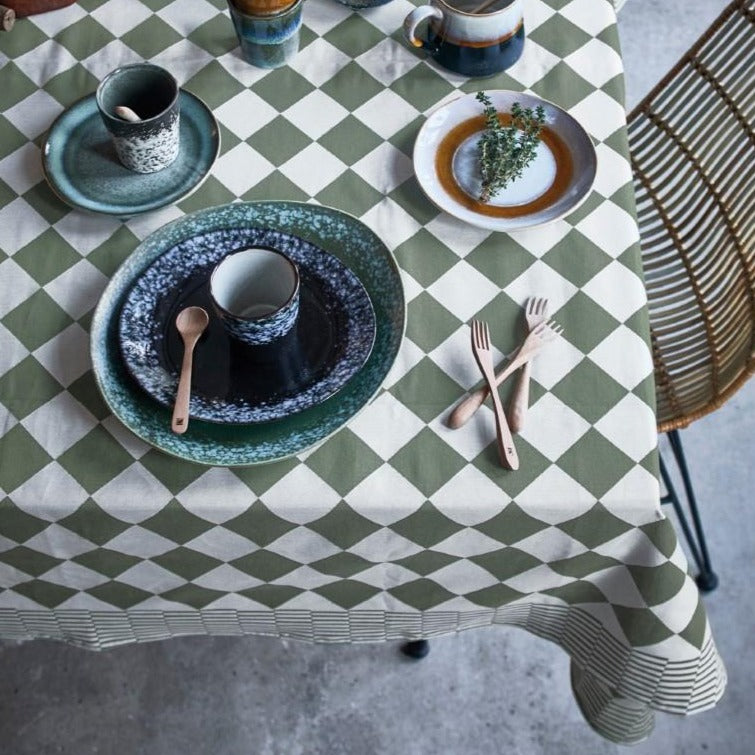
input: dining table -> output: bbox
[0,0,726,745]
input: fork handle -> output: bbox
[447,347,533,430]
[447,386,488,429]
[487,377,519,470]
[507,361,531,433]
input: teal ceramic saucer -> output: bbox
[91,202,405,466]
[42,90,219,217]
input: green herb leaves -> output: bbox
[476,92,545,203]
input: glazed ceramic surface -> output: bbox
[42,90,219,216]
[228,0,303,69]
[413,91,597,231]
[92,202,405,465]
[231,0,296,15]
[119,227,376,425]
[404,0,524,77]
[210,247,301,346]
[335,0,392,8]
[96,64,180,173]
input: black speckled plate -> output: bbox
[119,227,376,424]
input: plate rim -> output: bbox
[118,227,377,425]
[413,90,597,232]
[40,89,220,218]
[90,201,406,466]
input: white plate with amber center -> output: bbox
[413,91,597,232]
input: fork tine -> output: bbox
[526,297,537,315]
[471,319,480,350]
[545,319,563,337]
[482,321,491,350]
[537,297,547,316]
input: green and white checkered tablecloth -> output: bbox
[0,0,725,744]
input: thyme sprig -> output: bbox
[476,92,546,203]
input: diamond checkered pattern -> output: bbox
[0,0,724,743]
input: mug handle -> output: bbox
[403,5,444,54]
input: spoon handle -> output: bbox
[172,337,197,434]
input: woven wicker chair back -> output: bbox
[627,0,755,432]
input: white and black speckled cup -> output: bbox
[96,64,180,174]
[210,247,300,346]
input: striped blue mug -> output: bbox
[227,0,303,69]
[404,0,524,78]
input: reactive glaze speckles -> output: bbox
[210,247,301,346]
[219,293,299,345]
[111,110,179,173]
[96,63,180,173]
[93,202,404,465]
[119,227,377,425]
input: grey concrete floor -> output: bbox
[2,1,753,753]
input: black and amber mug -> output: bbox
[96,63,180,173]
[403,0,524,78]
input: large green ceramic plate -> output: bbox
[91,202,405,465]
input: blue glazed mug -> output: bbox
[403,0,524,78]
[210,247,300,346]
[227,0,303,69]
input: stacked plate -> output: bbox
[91,202,405,465]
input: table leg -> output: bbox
[401,639,430,659]
[659,430,718,592]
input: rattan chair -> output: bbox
[627,0,755,591]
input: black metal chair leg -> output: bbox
[659,430,718,592]
[401,640,430,659]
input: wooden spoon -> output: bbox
[171,306,209,435]
[114,106,142,123]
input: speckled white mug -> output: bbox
[96,63,180,173]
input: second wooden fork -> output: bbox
[450,317,563,431]
[508,296,549,432]
[470,319,519,470]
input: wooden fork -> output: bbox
[507,296,549,433]
[450,318,563,431]
[470,320,519,470]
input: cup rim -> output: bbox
[227,0,303,19]
[96,63,179,126]
[434,0,520,18]
[210,246,300,322]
